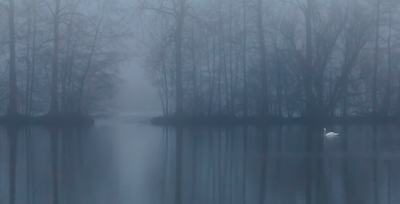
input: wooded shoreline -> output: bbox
[0,114,94,126]
[151,115,400,126]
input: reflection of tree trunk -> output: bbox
[341,126,348,152]
[162,127,169,203]
[77,128,83,167]
[229,128,234,203]
[316,157,326,203]
[51,128,59,204]
[341,140,349,204]
[305,127,312,204]
[277,126,282,152]
[207,128,215,204]
[61,128,73,204]
[218,129,222,203]
[26,128,30,203]
[191,128,196,204]
[175,127,183,204]
[275,126,282,202]
[373,126,378,204]
[387,161,391,203]
[259,126,268,204]
[242,126,248,204]
[28,127,36,204]
[8,127,18,204]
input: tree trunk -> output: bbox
[208,36,216,115]
[229,0,234,114]
[8,127,17,204]
[243,0,248,117]
[29,0,37,116]
[8,0,18,116]
[50,0,61,116]
[384,1,392,115]
[256,0,269,117]
[175,0,186,116]
[191,23,198,115]
[304,0,316,119]
[372,0,380,115]
[62,16,74,113]
[218,1,222,114]
[25,3,32,116]
[78,4,104,114]
[161,50,169,116]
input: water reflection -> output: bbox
[165,125,400,204]
[8,127,17,204]
[0,125,400,204]
[0,126,118,204]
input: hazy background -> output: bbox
[116,61,161,114]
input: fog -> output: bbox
[1,0,400,204]
[116,62,161,113]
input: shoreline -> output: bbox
[0,113,94,126]
[151,115,400,126]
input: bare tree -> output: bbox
[8,0,18,116]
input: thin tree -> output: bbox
[372,0,380,115]
[256,0,269,117]
[243,0,248,117]
[8,0,18,116]
[50,0,61,116]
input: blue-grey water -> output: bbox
[1,113,400,204]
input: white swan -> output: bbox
[324,128,338,137]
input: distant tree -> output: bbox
[138,0,189,116]
[8,0,18,116]
[49,0,61,116]
[255,0,269,116]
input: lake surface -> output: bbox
[1,113,400,204]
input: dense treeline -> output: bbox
[0,0,128,119]
[141,0,400,120]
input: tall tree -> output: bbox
[372,0,380,115]
[243,0,248,117]
[174,0,186,116]
[50,0,61,116]
[303,0,315,119]
[8,0,18,116]
[77,0,106,114]
[256,0,269,116]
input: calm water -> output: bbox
[1,114,400,204]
